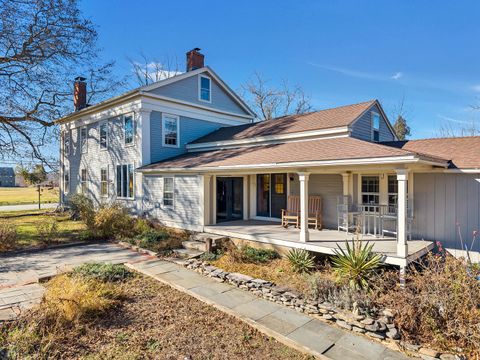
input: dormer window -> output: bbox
[372,112,380,142]
[199,75,211,102]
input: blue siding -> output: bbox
[148,74,250,116]
[350,104,396,142]
[150,111,222,163]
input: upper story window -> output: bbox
[124,115,135,146]
[199,75,211,102]
[162,114,179,148]
[99,122,108,150]
[372,112,380,142]
[80,126,88,153]
[63,130,70,156]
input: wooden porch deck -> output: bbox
[204,220,434,266]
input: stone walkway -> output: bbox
[0,243,149,320]
[0,202,58,212]
[128,259,409,360]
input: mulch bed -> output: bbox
[3,275,312,359]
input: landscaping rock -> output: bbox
[361,317,374,325]
[322,314,334,321]
[364,322,380,332]
[439,354,459,360]
[336,320,352,331]
[366,331,386,340]
[226,273,253,284]
[400,342,421,352]
[386,327,400,340]
[382,309,394,318]
[419,348,440,358]
[352,326,366,334]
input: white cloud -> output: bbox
[391,72,403,80]
[308,62,403,83]
[471,84,480,92]
[436,114,470,124]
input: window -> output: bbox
[387,175,398,213]
[162,114,179,147]
[361,176,379,209]
[124,115,135,145]
[372,113,380,142]
[116,164,134,198]
[199,75,211,102]
[63,131,70,156]
[80,126,88,153]
[163,177,174,207]
[81,169,87,194]
[100,168,108,197]
[63,166,70,194]
[99,122,108,150]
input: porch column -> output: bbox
[298,172,310,242]
[396,169,409,258]
[341,173,349,197]
[199,174,212,229]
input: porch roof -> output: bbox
[139,136,448,172]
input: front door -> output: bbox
[256,173,287,218]
[216,177,243,222]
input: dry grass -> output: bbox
[0,211,85,250]
[0,274,311,359]
[0,186,58,206]
[213,252,335,295]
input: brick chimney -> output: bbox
[186,48,204,72]
[73,76,87,111]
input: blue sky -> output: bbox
[3,1,479,169]
[79,0,480,139]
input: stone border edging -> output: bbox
[182,259,464,360]
[117,241,158,257]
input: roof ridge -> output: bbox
[406,135,480,141]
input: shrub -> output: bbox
[73,263,133,282]
[42,274,120,323]
[0,221,17,251]
[232,245,279,264]
[35,217,59,245]
[94,203,135,239]
[380,254,480,355]
[200,250,224,262]
[68,193,95,229]
[332,240,382,290]
[133,218,151,235]
[286,248,315,273]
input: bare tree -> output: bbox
[129,53,182,86]
[241,72,313,120]
[0,0,123,169]
[437,120,480,137]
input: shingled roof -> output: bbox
[140,137,447,171]
[383,137,480,169]
[190,100,377,144]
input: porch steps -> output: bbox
[173,232,227,259]
[172,248,204,259]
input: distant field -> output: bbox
[0,186,59,206]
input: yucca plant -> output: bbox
[332,239,383,290]
[286,248,315,273]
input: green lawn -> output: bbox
[0,210,86,249]
[0,186,59,206]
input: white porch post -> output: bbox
[298,172,310,242]
[199,174,211,229]
[341,173,349,197]
[396,169,409,258]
